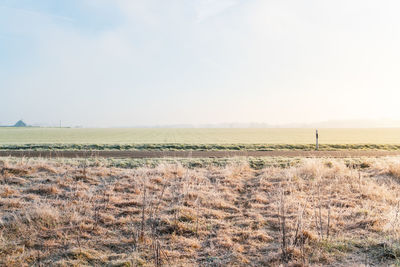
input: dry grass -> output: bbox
[1,157,400,266]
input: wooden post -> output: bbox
[316,129,319,150]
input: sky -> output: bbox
[2,0,400,127]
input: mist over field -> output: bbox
[3,1,400,266]
[3,0,400,127]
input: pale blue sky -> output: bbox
[2,0,400,127]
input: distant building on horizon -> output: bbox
[14,120,27,127]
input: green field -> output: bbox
[2,128,400,150]
[2,127,400,144]
[0,128,322,144]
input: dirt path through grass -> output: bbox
[2,150,400,158]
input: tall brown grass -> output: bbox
[1,157,400,266]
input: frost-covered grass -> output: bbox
[2,157,400,266]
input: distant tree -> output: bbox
[14,120,27,127]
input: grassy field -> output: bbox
[0,156,377,170]
[1,157,400,266]
[3,127,400,145]
[4,143,400,151]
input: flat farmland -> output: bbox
[2,127,400,144]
